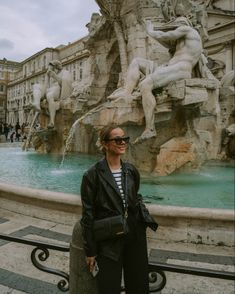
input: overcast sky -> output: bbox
[0,0,100,62]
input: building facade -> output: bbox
[0,59,21,125]
[205,0,235,76]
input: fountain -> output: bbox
[3,0,232,217]
[23,0,234,179]
[1,5,234,293]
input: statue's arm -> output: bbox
[158,26,190,41]
[145,20,189,43]
[47,70,62,86]
[144,21,170,48]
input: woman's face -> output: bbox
[104,128,129,156]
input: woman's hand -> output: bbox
[86,256,96,272]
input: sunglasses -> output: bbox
[106,136,130,145]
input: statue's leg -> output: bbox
[139,77,156,132]
[46,86,60,128]
[47,99,56,128]
[108,58,148,100]
[32,84,43,112]
[133,77,157,144]
[136,65,185,140]
[124,58,143,93]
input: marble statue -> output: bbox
[86,13,104,37]
[46,60,73,128]
[31,83,44,112]
[108,16,203,143]
[31,60,73,128]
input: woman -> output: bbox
[80,125,157,294]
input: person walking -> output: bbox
[10,132,15,143]
[0,122,4,134]
[3,123,9,141]
[80,124,157,294]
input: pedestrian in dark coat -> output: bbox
[3,123,9,141]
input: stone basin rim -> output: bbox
[0,182,233,221]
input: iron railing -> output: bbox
[0,233,234,293]
[0,233,70,292]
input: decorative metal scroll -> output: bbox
[149,269,167,292]
[0,233,70,292]
[120,268,166,292]
[31,246,69,292]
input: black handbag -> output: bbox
[93,215,127,241]
[93,169,129,242]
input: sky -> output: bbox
[0,0,100,62]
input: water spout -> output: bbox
[60,104,103,166]
[22,111,40,151]
[60,119,81,167]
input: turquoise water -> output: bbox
[0,147,234,209]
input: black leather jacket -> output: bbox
[80,158,142,261]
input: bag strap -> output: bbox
[123,163,128,219]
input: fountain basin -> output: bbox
[0,182,234,247]
[0,147,234,209]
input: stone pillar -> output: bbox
[70,221,98,294]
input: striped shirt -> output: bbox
[111,168,126,207]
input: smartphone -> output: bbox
[91,261,99,277]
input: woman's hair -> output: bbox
[99,124,118,154]
[99,124,118,142]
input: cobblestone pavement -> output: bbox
[0,208,234,294]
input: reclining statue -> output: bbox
[108,16,203,143]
